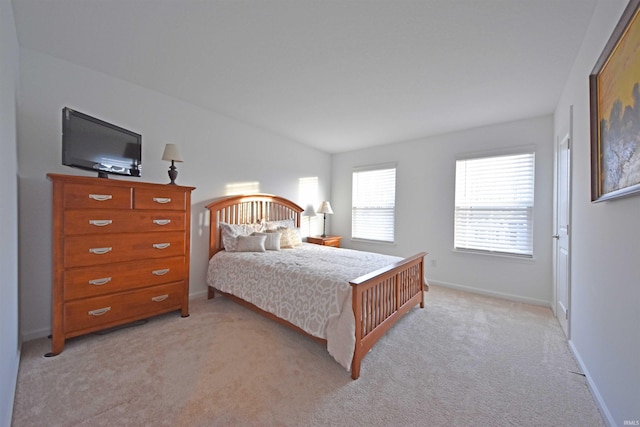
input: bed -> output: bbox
[205,194,427,379]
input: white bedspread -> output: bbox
[206,243,403,371]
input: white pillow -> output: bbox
[220,222,263,251]
[264,219,295,232]
[236,235,267,252]
[252,232,281,251]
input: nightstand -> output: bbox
[307,236,342,248]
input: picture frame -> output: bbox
[590,0,640,202]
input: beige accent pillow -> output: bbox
[288,227,303,247]
[252,232,281,251]
[235,234,267,252]
[279,227,302,248]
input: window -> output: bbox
[352,165,396,243]
[454,152,535,257]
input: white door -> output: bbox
[553,132,571,338]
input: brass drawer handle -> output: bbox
[88,307,111,316]
[153,219,171,226]
[152,269,170,276]
[89,194,113,201]
[89,247,112,255]
[151,294,169,302]
[88,277,112,286]
[153,197,172,204]
[89,220,113,227]
[153,243,170,249]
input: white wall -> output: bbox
[331,115,554,305]
[15,3,639,425]
[555,1,640,425]
[0,0,20,425]
[17,48,331,340]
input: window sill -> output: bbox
[452,248,535,263]
[351,238,396,246]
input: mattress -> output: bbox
[206,243,403,370]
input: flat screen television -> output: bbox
[62,107,142,178]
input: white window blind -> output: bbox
[352,165,396,243]
[454,152,535,257]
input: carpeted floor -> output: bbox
[12,286,604,426]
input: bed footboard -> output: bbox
[349,252,427,379]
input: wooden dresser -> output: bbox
[47,173,195,356]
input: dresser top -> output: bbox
[47,173,195,191]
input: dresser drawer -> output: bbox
[63,184,132,209]
[64,293,126,334]
[63,282,183,334]
[124,281,184,318]
[64,256,186,300]
[134,188,186,211]
[64,210,186,235]
[64,231,186,267]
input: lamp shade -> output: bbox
[162,143,184,162]
[317,201,333,214]
[303,204,317,217]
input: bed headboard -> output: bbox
[205,194,303,258]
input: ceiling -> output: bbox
[12,0,598,153]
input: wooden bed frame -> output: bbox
[205,194,427,379]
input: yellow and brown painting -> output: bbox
[598,7,640,195]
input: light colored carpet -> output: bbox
[12,286,604,426]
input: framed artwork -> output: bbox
[590,0,640,202]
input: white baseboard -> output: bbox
[21,326,50,342]
[568,340,615,427]
[3,344,19,427]
[427,279,551,307]
[189,289,208,300]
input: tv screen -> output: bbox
[62,107,142,178]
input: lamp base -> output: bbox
[321,213,327,237]
[167,162,178,185]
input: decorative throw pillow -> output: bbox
[220,222,263,251]
[252,232,281,251]
[278,226,302,248]
[264,219,295,232]
[287,227,303,247]
[235,235,267,252]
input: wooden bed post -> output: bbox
[351,287,364,380]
